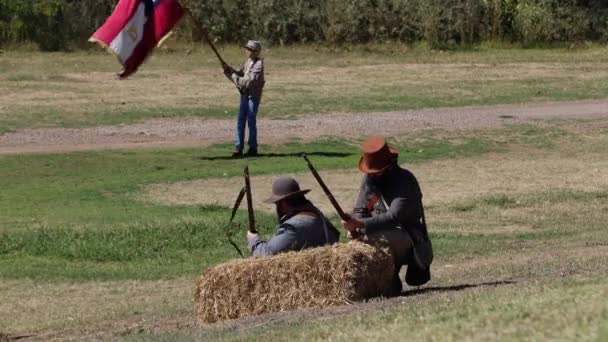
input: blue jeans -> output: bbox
[234,95,260,151]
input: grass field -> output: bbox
[1,119,608,340]
[1,46,608,341]
[1,45,608,133]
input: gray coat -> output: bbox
[353,163,433,269]
[248,203,339,257]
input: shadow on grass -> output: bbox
[198,151,353,161]
[401,280,516,297]
[0,332,37,341]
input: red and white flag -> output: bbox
[89,0,184,78]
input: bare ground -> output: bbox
[1,99,607,154]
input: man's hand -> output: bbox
[342,217,364,233]
[223,63,234,75]
[247,231,258,241]
[346,230,365,240]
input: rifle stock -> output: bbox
[244,166,257,233]
[302,155,350,221]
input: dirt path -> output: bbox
[1,99,607,154]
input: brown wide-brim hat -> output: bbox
[263,176,310,204]
[358,136,399,174]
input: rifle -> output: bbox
[222,167,257,258]
[224,186,247,258]
[244,166,257,234]
[230,186,246,222]
[302,155,349,221]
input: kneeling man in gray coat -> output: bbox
[247,177,340,257]
[342,136,433,293]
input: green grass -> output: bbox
[600,321,608,342]
[439,189,608,238]
[431,189,608,258]
[0,193,590,281]
[449,190,608,213]
[0,219,566,281]
[2,45,608,339]
[1,122,607,338]
[0,208,280,281]
[0,134,497,281]
[430,229,567,259]
[0,136,492,231]
[1,124,606,281]
[1,45,608,132]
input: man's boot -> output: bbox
[231,148,243,158]
[389,274,403,297]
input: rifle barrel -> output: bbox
[230,186,246,222]
[244,166,257,233]
[303,155,349,221]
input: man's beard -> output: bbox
[276,205,287,222]
[369,172,387,187]
[369,163,394,186]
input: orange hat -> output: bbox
[358,136,399,174]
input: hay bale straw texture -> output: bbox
[194,241,394,324]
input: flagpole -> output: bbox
[201,28,228,67]
[184,8,228,67]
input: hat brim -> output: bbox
[263,189,310,204]
[358,148,399,174]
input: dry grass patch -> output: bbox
[2,49,608,130]
[138,168,361,215]
[0,70,234,118]
[0,278,195,338]
[433,244,608,284]
[138,150,608,217]
[2,243,606,340]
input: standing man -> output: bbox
[342,136,433,294]
[223,40,265,157]
[247,177,340,257]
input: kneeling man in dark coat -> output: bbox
[342,136,434,294]
[247,177,340,257]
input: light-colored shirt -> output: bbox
[229,57,265,99]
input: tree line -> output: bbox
[1,0,607,51]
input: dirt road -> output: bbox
[1,99,607,154]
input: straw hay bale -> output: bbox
[194,241,394,324]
